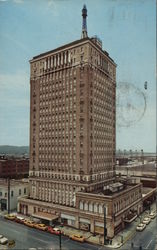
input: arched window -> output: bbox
[98,204,103,213]
[94,203,98,213]
[84,202,88,211]
[79,201,83,210]
[89,203,93,212]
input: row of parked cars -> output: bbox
[136,211,156,232]
[4,214,86,243]
[4,214,61,235]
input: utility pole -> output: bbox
[104,206,107,245]
[129,149,132,160]
[141,149,144,165]
[7,177,10,214]
[59,230,62,250]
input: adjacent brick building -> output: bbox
[0,157,29,179]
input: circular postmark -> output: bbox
[116,81,147,128]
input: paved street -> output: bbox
[0,215,156,249]
[0,217,106,250]
[120,216,157,250]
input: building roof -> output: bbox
[31,37,116,65]
[0,178,29,187]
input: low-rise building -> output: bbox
[0,157,29,179]
[19,180,142,238]
[0,178,29,211]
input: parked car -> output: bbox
[142,217,151,225]
[70,234,85,242]
[0,236,8,245]
[15,216,26,224]
[34,223,48,231]
[136,223,146,231]
[4,214,16,221]
[24,220,35,228]
[8,239,15,247]
[149,212,156,219]
[47,226,61,235]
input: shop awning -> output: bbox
[124,214,137,223]
[32,212,58,221]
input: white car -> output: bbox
[149,212,156,219]
[142,217,151,225]
[0,237,8,245]
[136,223,146,231]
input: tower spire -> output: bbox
[81,4,88,39]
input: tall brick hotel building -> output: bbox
[19,6,143,238]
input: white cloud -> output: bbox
[47,0,59,16]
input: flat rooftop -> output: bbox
[86,182,140,197]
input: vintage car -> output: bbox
[8,239,16,247]
[4,214,16,220]
[34,223,48,231]
[149,212,156,219]
[47,226,61,235]
[24,220,35,228]
[136,223,146,231]
[0,236,8,245]
[142,217,151,225]
[69,234,85,242]
[15,216,26,224]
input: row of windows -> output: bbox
[39,110,76,116]
[39,161,76,166]
[40,78,76,87]
[38,69,77,83]
[0,188,27,198]
[93,68,115,81]
[39,122,76,127]
[114,190,141,213]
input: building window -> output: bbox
[0,192,2,196]
[24,188,26,194]
[19,189,21,195]
[11,191,14,197]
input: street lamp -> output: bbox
[141,149,144,165]
[7,177,10,214]
[104,206,107,245]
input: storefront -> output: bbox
[79,218,90,231]
[0,198,7,210]
[94,222,104,234]
[61,213,75,227]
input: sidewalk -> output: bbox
[1,204,156,249]
[57,225,122,248]
[57,205,156,249]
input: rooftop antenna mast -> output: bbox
[81,5,88,39]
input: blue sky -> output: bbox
[0,0,156,152]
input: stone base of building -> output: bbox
[18,182,143,238]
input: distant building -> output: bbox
[0,157,29,179]
[19,5,143,238]
[0,178,29,211]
